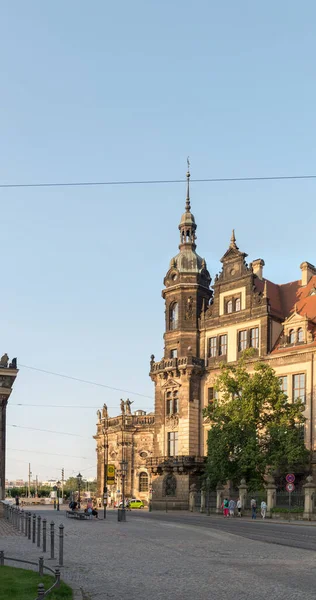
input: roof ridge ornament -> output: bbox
[230,229,238,250]
[185,157,191,213]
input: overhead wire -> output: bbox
[1,173,316,189]
[18,364,154,400]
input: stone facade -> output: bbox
[94,170,316,510]
[0,354,18,516]
[148,169,316,509]
[94,401,154,506]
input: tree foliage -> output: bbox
[204,352,309,490]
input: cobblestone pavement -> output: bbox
[0,518,21,536]
[2,507,316,600]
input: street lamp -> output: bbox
[77,472,82,509]
[206,476,211,516]
[56,480,61,511]
[118,460,128,522]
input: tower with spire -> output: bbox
[149,165,212,509]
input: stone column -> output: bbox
[303,475,316,521]
[238,478,248,511]
[200,487,206,513]
[265,475,276,518]
[216,483,224,514]
[189,484,197,512]
[0,397,8,516]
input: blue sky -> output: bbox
[1,1,316,481]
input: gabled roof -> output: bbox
[254,275,316,324]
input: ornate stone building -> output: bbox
[94,401,154,506]
[95,169,316,510]
[0,354,18,516]
[148,169,316,509]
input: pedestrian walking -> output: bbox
[15,495,20,507]
[236,498,242,517]
[222,498,229,517]
[228,499,236,517]
[261,500,267,519]
[251,498,257,519]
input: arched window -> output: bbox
[227,300,233,314]
[169,302,178,330]
[289,329,295,344]
[235,298,241,312]
[139,472,148,492]
[297,328,304,343]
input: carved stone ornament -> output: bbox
[166,414,179,429]
[163,473,177,497]
[185,296,194,320]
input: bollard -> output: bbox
[50,521,55,559]
[32,514,36,543]
[21,511,24,534]
[38,556,44,577]
[42,519,47,553]
[55,567,60,588]
[0,551,4,566]
[37,516,41,548]
[28,513,31,540]
[36,582,45,598]
[58,523,64,566]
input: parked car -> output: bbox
[129,499,145,509]
[118,499,144,509]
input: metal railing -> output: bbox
[0,551,60,600]
[1,503,64,566]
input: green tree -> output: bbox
[204,351,309,490]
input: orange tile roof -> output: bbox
[255,275,316,323]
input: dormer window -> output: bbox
[227,300,233,314]
[297,328,304,343]
[289,329,295,344]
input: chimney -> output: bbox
[252,259,265,280]
[300,262,316,286]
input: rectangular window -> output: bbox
[166,399,172,415]
[250,327,259,349]
[209,337,217,357]
[293,374,306,403]
[208,387,218,404]
[296,424,305,442]
[168,431,178,457]
[238,330,248,351]
[170,349,177,358]
[279,376,288,394]
[173,391,179,414]
[219,334,227,356]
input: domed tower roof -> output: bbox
[165,162,211,284]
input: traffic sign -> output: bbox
[286,473,295,483]
[286,482,295,493]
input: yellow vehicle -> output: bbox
[128,499,144,509]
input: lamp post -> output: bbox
[77,472,82,509]
[118,460,128,522]
[56,480,61,511]
[206,476,211,516]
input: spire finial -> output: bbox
[230,229,237,249]
[186,157,191,212]
[263,279,268,298]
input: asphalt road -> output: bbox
[131,509,316,551]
